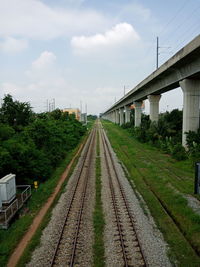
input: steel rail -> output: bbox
[100,126,146,266]
[100,128,130,267]
[50,127,96,266]
[69,128,96,266]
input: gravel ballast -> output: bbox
[27,132,96,267]
[27,123,172,267]
[101,127,172,267]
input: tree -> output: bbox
[0,95,87,183]
[0,94,33,127]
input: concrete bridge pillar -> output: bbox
[112,111,115,123]
[115,109,119,124]
[113,110,116,123]
[110,112,113,122]
[119,107,124,126]
[147,95,161,122]
[134,101,143,127]
[180,79,200,147]
[125,106,131,123]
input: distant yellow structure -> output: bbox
[62,108,81,121]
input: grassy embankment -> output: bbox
[93,130,105,267]
[0,129,90,267]
[102,120,200,267]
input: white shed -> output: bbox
[0,174,16,204]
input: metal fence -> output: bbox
[0,185,31,229]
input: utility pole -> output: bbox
[156,36,159,69]
[156,36,171,69]
[80,101,82,113]
[47,99,56,112]
[46,99,49,112]
[123,85,129,96]
[85,103,87,125]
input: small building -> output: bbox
[0,174,31,229]
[62,108,81,121]
[0,174,16,204]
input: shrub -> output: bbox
[119,109,188,160]
[171,143,187,161]
[121,122,132,129]
[186,130,200,163]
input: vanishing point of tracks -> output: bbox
[99,124,146,267]
[50,122,147,267]
[50,127,96,266]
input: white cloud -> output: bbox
[71,23,140,53]
[0,0,109,40]
[32,51,57,69]
[0,37,28,53]
[25,51,59,85]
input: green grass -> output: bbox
[0,135,86,267]
[87,118,96,130]
[93,131,105,267]
[102,120,200,267]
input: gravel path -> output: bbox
[27,131,96,267]
[100,125,172,267]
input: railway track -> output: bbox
[26,121,171,267]
[50,127,96,266]
[99,123,146,267]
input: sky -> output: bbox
[0,0,200,115]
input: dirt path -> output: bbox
[7,142,84,267]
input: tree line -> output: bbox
[0,95,86,184]
[122,109,200,162]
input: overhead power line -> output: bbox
[159,0,190,37]
[161,3,200,45]
[143,0,190,62]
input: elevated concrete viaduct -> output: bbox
[102,35,200,147]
